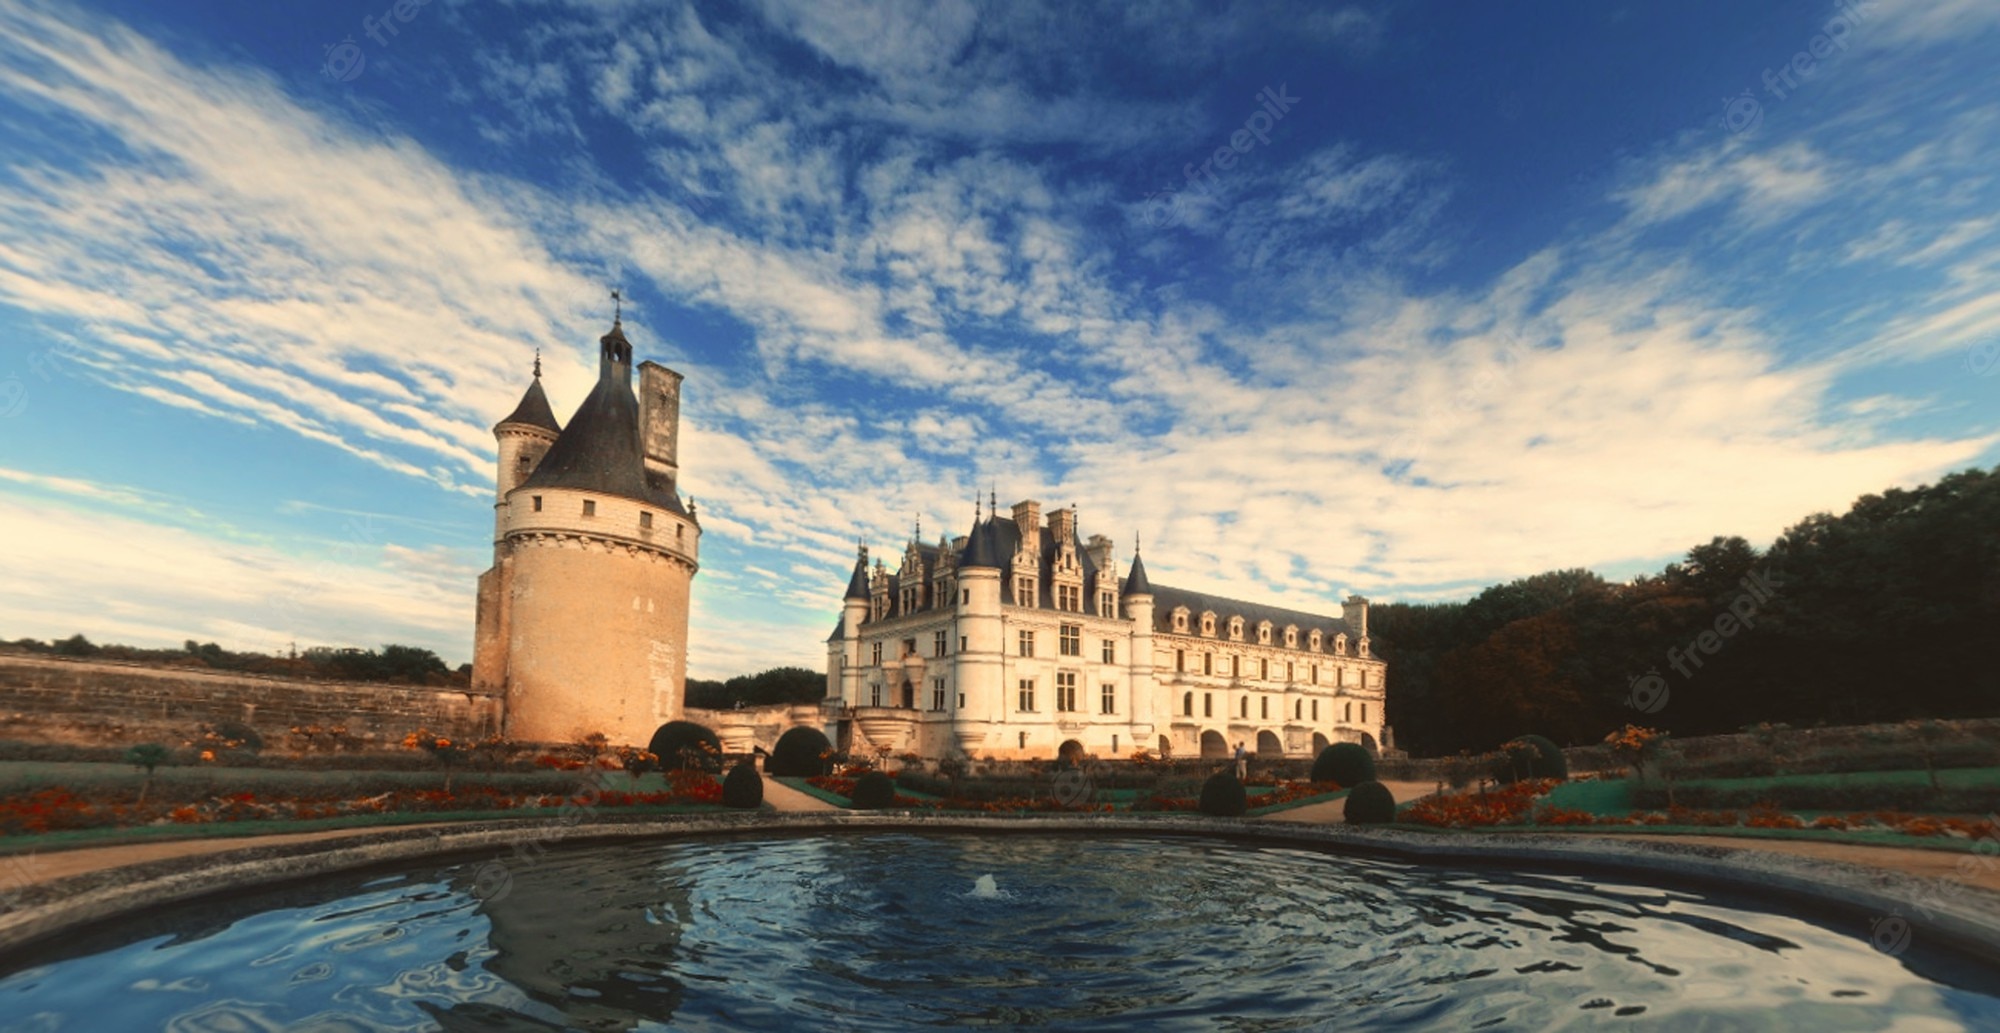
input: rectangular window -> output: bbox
[1233,655,1242,677]
[934,630,948,657]
[1310,664,1318,685]
[1056,671,1078,712]
[1260,658,1268,681]
[581,499,596,517]
[963,589,970,605]
[1057,584,1081,611]
[1261,696,1269,719]
[1100,682,1116,714]
[1175,649,1186,673]
[1060,623,1081,656]
[871,642,882,665]
[1313,700,1319,721]
[1018,630,1035,657]
[1016,577,1036,607]
[870,684,882,707]
[1100,592,1116,617]
[1101,639,1115,664]
[1286,661,1294,683]
[639,511,653,529]
[957,693,966,708]
[1361,703,1369,724]
[959,635,968,652]
[1018,679,1036,712]
[932,677,946,711]
[1203,692,1213,718]
[1203,653,1213,676]
[531,495,543,512]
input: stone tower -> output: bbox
[471,318,700,747]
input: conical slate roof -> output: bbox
[497,376,561,434]
[517,323,685,513]
[843,547,871,600]
[959,516,1001,569]
[1123,552,1152,596]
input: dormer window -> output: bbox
[1173,608,1190,632]
[1201,612,1216,637]
[1257,621,1272,645]
[1228,617,1244,641]
[1334,634,1348,656]
[1309,630,1322,652]
[1284,626,1298,649]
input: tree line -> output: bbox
[1375,465,2000,756]
[685,666,822,709]
[6,635,467,686]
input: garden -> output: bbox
[1386,722,2000,855]
[0,720,771,852]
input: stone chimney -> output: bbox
[1084,533,1114,573]
[1011,499,1041,550]
[1047,506,1076,546]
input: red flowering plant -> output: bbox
[403,728,467,792]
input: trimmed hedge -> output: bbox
[768,727,833,777]
[850,771,897,809]
[1312,743,1375,787]
[1344,780,1396,824]
[1199,772,1248,817]
[721,761,763,809]
[648,721,722,772]
[1496,734,1567,783]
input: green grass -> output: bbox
[1245,788,1348,817]
[1539,768,2000,817]
[0,801,743,857]
[1541,779,1635,815]
[0,760,664,795]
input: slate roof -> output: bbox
[516,323,687,514]
[1123,553,1151,596]
[1145,583,1360,643]
[497,376,561,434]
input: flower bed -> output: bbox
[0,771,724,835]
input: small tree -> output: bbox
[618,746,660,783]
[403,729,466,793]
[126,743,169,804]
[1604,724,1666,785]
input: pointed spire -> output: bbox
[533,348,542,379]
[961,514,1000,569]
[844,543,870,600]
[1123,543,1152,597]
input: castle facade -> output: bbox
[825,499,1386,761]
[471,319,700,747]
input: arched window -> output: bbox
[1228,617,1244,641]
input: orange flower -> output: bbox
[199,749,216,762]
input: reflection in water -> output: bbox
[1,833,1997,1031]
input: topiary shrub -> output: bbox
[721,760,763,809]
[1344,780,1396,825]
[850,771,897,809]
[1198,772,1248,816]
[648,721,722,772]
[1311,742,1375,787]
[1519,734,1567,780]
[768,727,833,777]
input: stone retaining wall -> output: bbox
[0,653,502,749]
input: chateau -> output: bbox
[825,499,1386,761]
[471,318,700,747]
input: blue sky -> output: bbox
[0,0,1995,678]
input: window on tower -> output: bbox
[582,499,596,517]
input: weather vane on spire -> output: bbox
[611,287,622,324]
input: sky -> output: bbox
[0,0,1995,679]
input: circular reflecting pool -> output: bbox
[3,833,1997,1030]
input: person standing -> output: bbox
[1233,741,1248,781]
